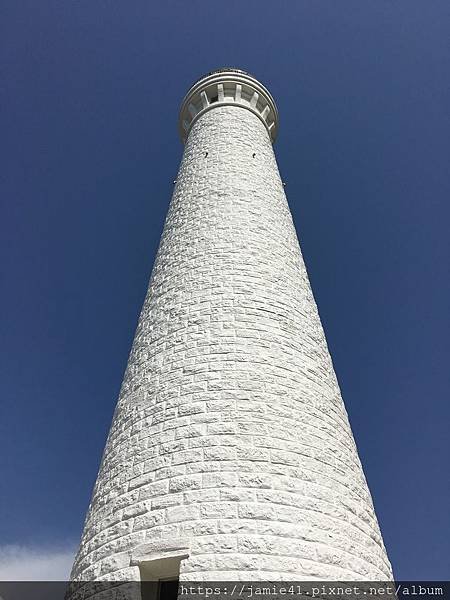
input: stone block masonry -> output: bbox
[70,70,393,586]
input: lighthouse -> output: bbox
[70,69,393,590]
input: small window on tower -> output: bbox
[158,578,179,600]
[137,552,187,600]
[141,578,179,600]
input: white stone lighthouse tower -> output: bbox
[70,69,393,587]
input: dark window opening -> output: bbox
[139,554,185,600]
[141,581,157,600]
[210,95,218,103]
[158,579,179,600]
[252,153,256,158]
[141,578,179,600]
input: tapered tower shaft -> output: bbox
[71,69,392,585]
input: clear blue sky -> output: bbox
[1,1,449,580]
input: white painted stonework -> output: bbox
[70,70,393,585]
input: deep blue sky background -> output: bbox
[2,1,449,580]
